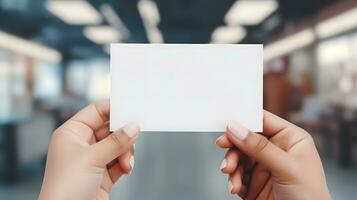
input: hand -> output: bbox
[216,111,331,200]
[39,100,140,200]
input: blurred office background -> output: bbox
[1,0,357,199]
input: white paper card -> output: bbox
[110,44,262,132]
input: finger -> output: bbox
[94,122,110,141]
[246,165,271,200]
[215,134,233,148]
[229,165,244,194]
[240,158,254,187]
[226,122,294,175]
[90,122,140,167]
[256,178,273,200]
[242,172,251,191]
[118,146,135,174]
[242,158,256,187]
[241,157,254,185]
[70,100,110,132]
[96,122,135,174]
[108,163,125,184]
[220,148,241,174]
[243,157,256,174]
[99,169,118,195]
[262,110,304,137]
[238,185,248,198]
[107,158,118,169]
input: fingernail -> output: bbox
[228,180,234,194]
[122,122,140,138]
[220,159,227,170]
[228,122,249,140]
[129,156,135,170]
[215,136,223,144]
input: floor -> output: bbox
[1,132,357,200]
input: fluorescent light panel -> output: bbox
[316,7,357,39]
[211,26,246,43]
[225,0,278,25]
[0,31,61,63]
[138,0,163,43]
[264,29,315,61]
[84,26,121,44]
[46,0,102,25]
[100,4,130,39]
[317,37,350,66]
[138,0,161,27]
[146,27,164,43]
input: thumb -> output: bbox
[226,122,293,175]
[89,122,140,167]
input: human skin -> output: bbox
[216,111,331,200]
[38,100,140,200]
[39,100,331,200]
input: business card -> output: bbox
[110,44,262,132]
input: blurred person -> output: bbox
[39,100,331,200]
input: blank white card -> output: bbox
[110,44,262,132]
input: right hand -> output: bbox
[216,111,331,200]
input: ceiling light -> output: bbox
[0,31,61,63]
[100,3,130,39]
[317,37,350,66]
[264,29,315,62]
[211,26,247,43]
[316,7,357,39]
[46,0,102,25]
[138,0,163,43]
[146,27,164,43]
[138,0,161,27]
[84,26,121,44]
[225,0,278,25]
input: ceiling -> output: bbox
[0,0,337,61]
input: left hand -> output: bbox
[39,100,141,200]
